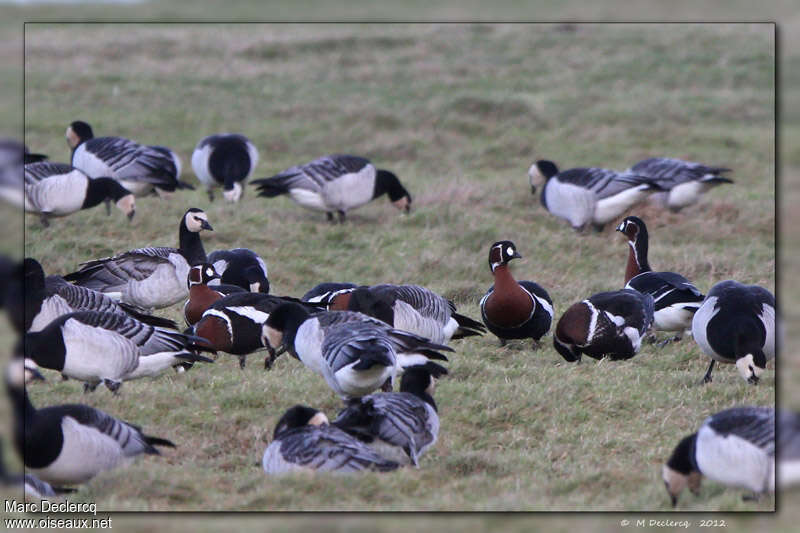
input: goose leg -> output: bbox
[39,214,50,227]
[83,381,99,394]
[702,360,715,384]
[239,356,246,370]
[326,212,335,223]
[337,210,346,223]
[207,189,215,202]
[531,339,542,351]
[104,198,111,216]
[103,378,122,394]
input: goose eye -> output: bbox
[507,247,514,256]
[206,268,213,277]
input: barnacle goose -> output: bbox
[24,257,176,333]
[149,145,184,183]
[6,358,176,486]
[207,248,269,293]
[23,310,214,393]
[663,406,775,506]
[66,120,192,197]
[628,157,733,212]
[528,159,664,232]
[23,161,135,226]
[479,240,553,347]
[616,216,704,343]
[1,436,76,500]
[262,405,400,475]
[262,303,452,399]
[692,280,775,384]
[251,154,411,222]
[0,138,47,165]
[64,208,213,309]
[183,263,246,326]
[333,364,443,467]
[191,134,259,202]
[342,284,485,344]
[0,139,47,208]
[554,289,654,362]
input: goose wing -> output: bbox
[557,167,658,199]
[64,247,177,289]
[276,425,399,472]
[630,157,731,188]
[705,407,775,454]
[24,162,78,184]
[253,154,371,193]
[79,137,177,188]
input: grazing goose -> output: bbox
[262,405,400,475]
[191,134,259,202]
[777,410,800,489]
[23,162,135,226]
[262,303,451,399]
[692,280,775,384]
[333,364,443,467]
[616,216,704,342]
[191,292,306,368]
[479,240,554,347]
[252,154,412,222]
[301,282,359,306]
[663,406,775,507]
[6,358,176,486]
[23,310,214,393]
[183,263,246,326]
[207,248,269,293]
[64,208,213,309]
[628,157,733,212]
[342,284,485,344]
[149,145,183,183]
[0,141,47,208]
[554,289,654,362]
[528,159,664,232]
[24,257,176,333]
[66,120,191,197]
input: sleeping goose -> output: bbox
[24,257,177,332]
[251,154,411,222]
[628,157,733,212]
[616,216,704,343]
[207,248,269,293]
[262,405,400,475]
[692,280,775,384]
[554,289,654,362]
[23,310,214,393]
[66,120,191,197]
[262,303,452,399]
[332,364,443,467]
[663,406,775,507]
[6,358,176,487]
[63,208,213,309]
[301,282,359,305]
[479,240,554,347]
[191,134,259,202]
[528,159,664,232]
[183,263,246,326]
[24,162,135,226]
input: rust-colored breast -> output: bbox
[555,302,590,345]
[328,292,352,311]
[624,244,641,284]
[484,266,534,328]
[194,315,232,352]
[185,286,224,326]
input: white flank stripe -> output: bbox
[227,306,270,324]
[585,301,598,341]
[203,309,233,337]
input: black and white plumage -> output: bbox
[24,257,176,333]
[262,303,452,399]
[191,134,259,202]
[0,140,47,208]
[628,157,733,212]
[301,282,359,305]
[23,162,135,226]
[66,121,191,197]
[553,289,654,362]
[148,145,184,184]
[333,364,443,467]
[252,154,412,222]
[691,280,775,384]
[207,248,269,293]
[63,208,213,309]
[6,358,176,486]
[343,284,485,344]
[23,310,214,392]
[528,159,664,232]
[663,406,775,507]
[479,241,554,347]
[262,405,400,475]
[616,216,704,340]
[183,263,246,326]
[1,437,75,500]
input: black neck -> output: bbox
[666,433,699,474]
[632,228,651,272]
[180,223,207,266]
[24,330,66,371]
[24,264,46,332]
[373,169,407,202]
[82,177,129,209]
[7,381,35,459]
[400,382,437,412]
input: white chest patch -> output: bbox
[691,297,720,360]
[593,185,651,224]
[544,180,596,229]
[321,167,376,212]
[294,319,326,375]
[696,425,774,493]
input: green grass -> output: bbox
[11,22,776,512]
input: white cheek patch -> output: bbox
[308,412,329,426]
[735,354,759,381]
[262,325,283,349]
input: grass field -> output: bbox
[7,21,777,515]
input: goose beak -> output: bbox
[513,251,522,259]
[201,220,214,231]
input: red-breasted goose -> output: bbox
[528,159,664,232]
[23,310,214,393]
[628,157,733,212]
[6,358,175,487]
[64,208,213,309]
[262,303,451,399]
[616,216,705,342]
[191,133,259,202]
[24,162,135,226]
[251,154,411,222]
[554,289,655,362]
[663,406,775,507]
[691,280,775,384]
[332,364,444,467]
[207,248,269,293]
[479,240,553,347]
[301,282,358,305]
[183,263,246,326]
[262,405,400,475]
